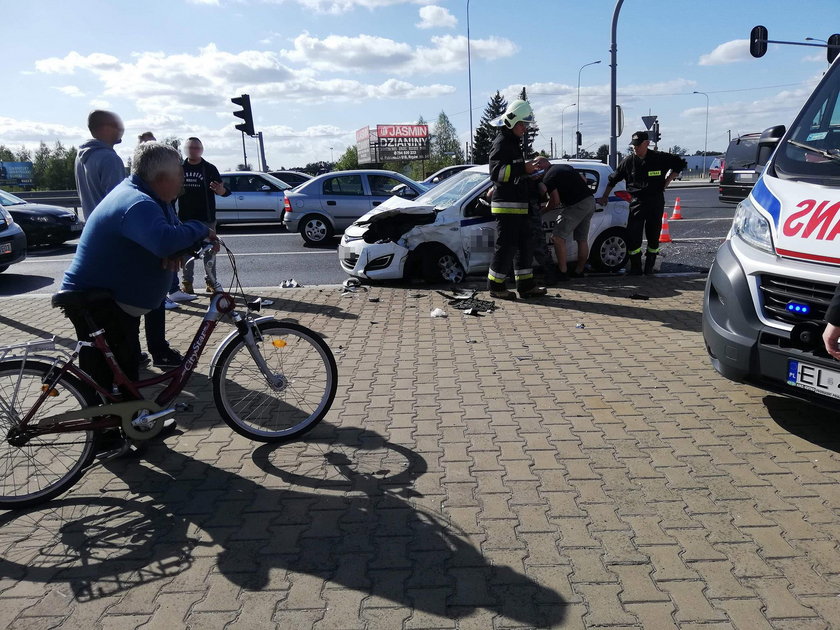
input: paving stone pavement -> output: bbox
[1,276,839,629]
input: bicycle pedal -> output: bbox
[175,403,193,412]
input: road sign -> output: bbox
[641,115,657,130]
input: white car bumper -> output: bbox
[338,237,408,280]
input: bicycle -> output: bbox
[0,242,338,510]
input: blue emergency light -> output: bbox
[786,301,811,315]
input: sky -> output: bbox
[1,0,837,173]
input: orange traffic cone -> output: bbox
[660,211,672,243]
[671,196,683,220]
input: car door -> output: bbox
[459,184,496,273]
[216,175,240,224]
[320,174,370,231]
[233,175,283,222]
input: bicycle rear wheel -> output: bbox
[0,359,97,509]
[211,321,337,443]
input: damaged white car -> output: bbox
[338,161,631,283]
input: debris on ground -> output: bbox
[435,290,497,313]
[280,279,303,288]
[430,308,448,318]
[463,307,482,317]
[628,293,650,300]
[409,293,427,298]
[369,297,380,303]
[340,277,368,296]
[466,339,477,344]
[575,323,586,329]
[260,299,274,306]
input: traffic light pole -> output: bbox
[257,132,268,172]
[240,131,248,170]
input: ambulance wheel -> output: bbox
[421,246,465,284]
[589,228,628,272]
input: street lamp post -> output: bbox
[466,0,474,161]
[693,90,709,179]
[561,103,576,158]
[576,60,601,158]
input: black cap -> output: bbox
[631,131,649,146]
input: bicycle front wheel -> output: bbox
[0,359,97,510]
[212,321,337,443]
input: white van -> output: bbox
[703,53,840,407]
[337,161,630,283]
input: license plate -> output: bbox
[735,173,755,182]
[0,243,10,254]
[71,223,83,232]
[787,359,840,400]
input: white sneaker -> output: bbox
[164,297,180,310]
[168,289,198,302]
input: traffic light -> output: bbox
[576,131,582,147]
[828,34,840,64]
[231,94,255,136]
[651,121,661,144]
[750,25,768,58]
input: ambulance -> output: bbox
[702,53,840,407]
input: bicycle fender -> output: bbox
[208,316,280,379]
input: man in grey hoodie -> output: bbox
[75,110,126,221]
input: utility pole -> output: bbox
[609,0,626,168]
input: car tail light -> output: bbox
[283,197,292,214]
[614,190,632,202]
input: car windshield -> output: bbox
[259,173,292,190]
[0,189,26,206]
[725,137,759,170]
[774,59,840,184]
[414,171,489,208]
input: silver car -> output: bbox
[283,169,427,244]
[216,171,292,225]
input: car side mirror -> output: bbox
[260,185,272,192]
[757,124,786,167]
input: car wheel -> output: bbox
[300,215,334,245]
[589,227,628,272]
[421,246,465,284]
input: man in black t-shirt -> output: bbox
[542,164,596,280]
[177,137,230,293]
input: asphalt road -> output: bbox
[0,184,734,296]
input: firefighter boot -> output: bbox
[644,253,658,275]
[628,253,643,276]
[488,278,516,301]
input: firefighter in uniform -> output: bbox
[599,130,686,275]
[487,100,548,299]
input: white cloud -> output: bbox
[416,5,456,29]
[698,39,751,66]
[281,32,516,75]
[802,52,825,63]
[35,51,121,74]
[33,43,455,114]
[267,0,433,15]
[55,85,85,98]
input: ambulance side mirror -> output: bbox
[757,124,786,168]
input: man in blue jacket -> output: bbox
[61,142,213,389]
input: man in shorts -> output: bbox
[542,164,596,280]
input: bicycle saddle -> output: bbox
[51,289,113,309]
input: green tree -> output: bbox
[596,144,609,164]
[471,91,507,164]
[518,87,540,157]
[15,146,32,162]
[31,142,51,189]
[668,145,688,156]
[428,110,464,173]
[0,145,15,161]
[163,136,182,155]
[334,146,358,171]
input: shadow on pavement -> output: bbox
[0,425,567,627]
[764,394,840,454]
[0,274,55,296]
[167,294,358,323]
[0,312,77,349]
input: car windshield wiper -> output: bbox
[788,139,840,163]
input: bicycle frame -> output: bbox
[9,291,244,438]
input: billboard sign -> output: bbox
[355,126,374,164]
[375,124,430,161]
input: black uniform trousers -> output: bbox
[627,192,665,256]
[488,214,535,291]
